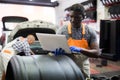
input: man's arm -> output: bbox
[30,50,35,55]
[80,41,101,58]
[79,26,101,58]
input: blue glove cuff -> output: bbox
[69,46,82,53]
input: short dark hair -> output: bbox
[65,3,85,18]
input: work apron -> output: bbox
[0,37,26,80]
[1,38,19,72]
[0,39,18,80]
[67,23,90,78]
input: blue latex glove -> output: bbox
[69,46,82,53]
[52,48,66,56]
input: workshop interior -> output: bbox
[0,0,120,80]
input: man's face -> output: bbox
[69,11,83,28]
[28,38,35,45]
[28,39,32,44]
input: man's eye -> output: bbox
[70,16,73,18]
[78,15,82,18]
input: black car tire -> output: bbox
[6,55,84,80]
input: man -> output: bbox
[0,34,35,80]
[54,4,101,79]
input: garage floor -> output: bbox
[90,58,120,79]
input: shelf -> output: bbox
[104,2,120,7]
[81,0,96,11]
[100,0,120,7]
[85,7,96,12]
[82,19,96,23]
[110,17,120,20]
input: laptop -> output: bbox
[36,33,71,54]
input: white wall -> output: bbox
[0,3,56,23]
[0,3,56,36]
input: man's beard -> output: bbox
[71,21,82,28]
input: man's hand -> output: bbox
[69,46,82,53]
[52,48,66,56]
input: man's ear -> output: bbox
[82,13,86,20]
